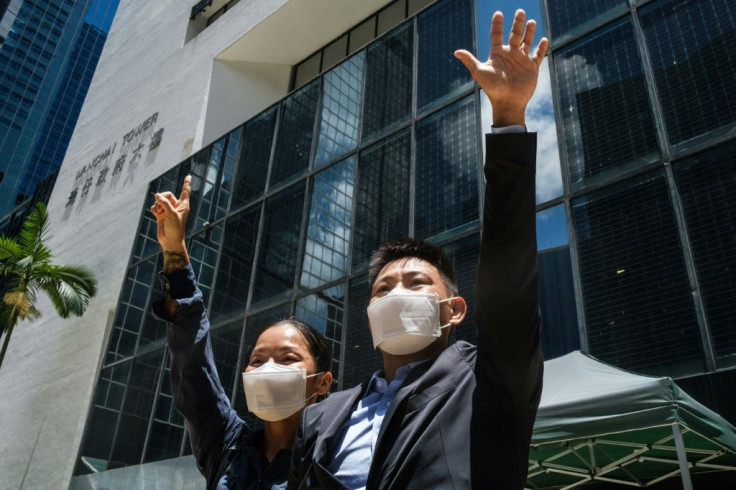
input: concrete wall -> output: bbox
[0,0,390,488]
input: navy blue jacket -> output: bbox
[154,267,289,490]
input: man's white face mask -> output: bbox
[242,362,321,421]
[367,289,455,355]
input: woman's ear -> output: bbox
[316,371,333,396]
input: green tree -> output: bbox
[0,203,97,370]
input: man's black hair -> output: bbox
[368,237,458,296]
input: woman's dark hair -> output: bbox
[369,237,458,296]
[256,318,333,400]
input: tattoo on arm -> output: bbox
[163,251,188,273]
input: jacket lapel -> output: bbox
[368,349,461,486]
[374,359,432,445]
[366,360,433,485]
[312,383,365,465]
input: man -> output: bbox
[287,9,547,490]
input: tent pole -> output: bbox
[671,423,693,490]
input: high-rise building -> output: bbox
[0,0,119,229]
[1,0,733,488]
[541,0,736,421]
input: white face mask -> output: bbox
[242,362,321,422]
[367,289,454,355]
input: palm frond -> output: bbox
[31,242,53,266]
[38,265,97,319]
[0,236,22,263]
[18,203,51,257]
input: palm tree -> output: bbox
[0,203,97,370]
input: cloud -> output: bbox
[529,59,563,203]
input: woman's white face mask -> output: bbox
[367,289,455,355]
[242,362,322,421]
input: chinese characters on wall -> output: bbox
[67,112,164,208]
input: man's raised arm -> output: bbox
[456,10,547,408]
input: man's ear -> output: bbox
[316,371,333,396]
[448,296,467,325]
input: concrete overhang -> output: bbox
[217,0,393,63]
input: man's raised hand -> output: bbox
[150,175,191,272]
[454,9,549,127]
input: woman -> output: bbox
[151,176,333,489]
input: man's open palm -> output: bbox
[454,10,549,126]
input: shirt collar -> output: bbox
[364,360,424,396]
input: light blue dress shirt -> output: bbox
[328,362,421,489]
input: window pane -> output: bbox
[231,107,276,209]
[415,96,479,240]
[538,247,580,360]
[417,0,473,111]
[188,223,224,303]
[674,141,736,365]
[443,235,479,345]
[214,127,241,221]
[295,284,346,384]
[301,157,356,289]
[408,0,434,16]
[362,23,413,142]
[556,19,659,190]
[76,361,133,473]
[210,320,246,400]
[536,204,569,251]
[143,421,183,464]
[352,130,411,270]
[144,355,185,463]
[152,362,183,427]
[193,138,225,230]
[640,0,736,147]
[537,206,579,360]
[106,257,157,364]
[294,52,321,89]
[209,206,261,323]
[343,275,380,390]
[138,255,168,350]
[252,183,306,304]
[314,52,364,168]
[378,0,406,36]
[349,17,375,54]
[546,0,626,43]
[109,349,165,468]
[180,147,211,236]
[270,80,319,187]
[323,35,348,71]
[572,171,703,376]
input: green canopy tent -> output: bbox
[527,351,736,489]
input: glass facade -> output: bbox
[67,0,736,482]
[0,0,119,221]
[543,0,736,389]
[76,0,571,477]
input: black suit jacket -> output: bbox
[289,132,543,489]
